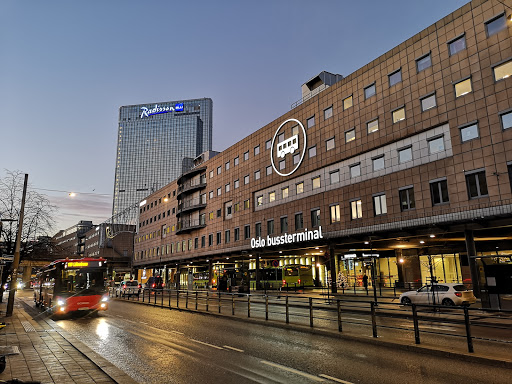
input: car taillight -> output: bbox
[455,292,462,297]
[298,279,301,284]
[123,285,126,288]
[138,284,141,289]
[152,283,155,288]
[161,283,164,287]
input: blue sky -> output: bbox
[0,0,466,232]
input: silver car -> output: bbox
[399,283,477,306]
[116,280,141,298]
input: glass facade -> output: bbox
[113,98,213,215]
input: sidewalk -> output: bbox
[0,291,137,384]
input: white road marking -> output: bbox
[140,321,149,325]
[223,345,244,353]
[190,339,224,350]
[260,360,324,382]
[171,330,184,335]
[342,317,369,322]
[319,374,354,384]
[354,354,367,359]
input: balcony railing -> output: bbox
[176,218,206,234]
[177,178,206,196]
[177,197,207,215]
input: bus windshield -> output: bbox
[59,268,106,295]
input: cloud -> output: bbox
[49,194,112,232]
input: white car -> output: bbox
[116,280,141,298]
[399,283,477,306]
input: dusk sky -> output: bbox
[0,0,465,233]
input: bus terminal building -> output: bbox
[133,0,512,308]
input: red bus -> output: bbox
[33,257,109,315]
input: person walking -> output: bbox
[362,274,369,294]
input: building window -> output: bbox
[460,123,479,142]
[448,34,466,55]
[421,93,436,111]
[249,222,258,239]
[430,179,449,205]
[225,230,231,244]
[256,195,263,206]
[254,145,260,156]
[225,183,230,193]
[266,139,271,150]
[373,194,387,216]
[486,13,506,37]
[293,153,300,164]
[244,175,250,185]
[324,106,333,120]
[267,219,274,235]
[217,166,221,175]
[216,232,221,245]
[364,83,376,99]
[295,213,303,230]
[455,78,472,98]
[209,191,214,199]
[465,170,488,199]
[428,136,445,153]
[350,163,361,178]
[244,225,250,240]
[234,202,240,212]
[296,182,304,194]
[208,234,213,247]
[255,170,261,180]
[244,151,249,161]
[266,165,272,175]
[269,191,276,202]
[216,209,221,218]
[234,156,239,166]
[330,170,340,184]
[500,111,512,130]
[330,204,341,223]
[201,236,205,248]
[398,146,413,163]
[416,53,431,72]
[399,187,415,211]
[208,211,214,220]
[326,137,335,151]
[392,107,405,123]
[508,163,512,191]
[493,60,512,81]
[388,69,402,87]
[280,216,288,233]
[234,179,239,189]
[309,146,317,158]
[244,199,250,209]
[292,125,299,136]
[345,128,356,143]
[312,176,321,189]
[234,227,240,241]
[307,116,315,129]
[278,133,285,143]
[343,95,353,110]
[217,187,221,196]
[372,156,385,171]
[200,213,206,225]
[350,199,362,220]
[282,187,289,199]
[311,209,320,227]
[367,118,379,134]
[225,161,230,170]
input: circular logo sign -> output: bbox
[270,118,307,177]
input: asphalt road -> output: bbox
[45,299,512,384]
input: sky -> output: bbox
[0,0,467,234]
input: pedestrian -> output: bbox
[362,274,369,292]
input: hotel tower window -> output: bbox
[493,60,512,81]
[367,119,379,134]
[421,93,436,111]
[448,35,466,55]
[350,163,361,178]
[345,128,356,143]
[324,106,333,120]
[280,216,288,233]
[372,156,385,171]
[267,219,274,235]
[343,95,353,110]
[455,78,472,98]
[392,107,405,123]
[254,145,260,156]
[307,116,315,129]
[364,83,376,99]
[486,13,506,37]
[460,123,479,142]
[266,165,272,175]
[416,53,431,72]
[326,137,335,151]
[269,191,276,202]
[388,69,402,87]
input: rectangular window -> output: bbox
[234,156,239,166]
[392,107,405,123]
[267,219,274,235]
[367,119,379,133]
[244,151,249,161]
[311,209,320,227]
[493,60,512,81]
[430,179,450,205]
[364,83,376,99]
[269,191,275,202]
[500,111,512,130]
[209,211,214,220]
[486,13,506,37]
[398,146,413,163]
[343,95,353,110]
[209,170,214,179]
[295,213,303,230]
[448,34,466,56]
[428,136,445,153]
[399,187,415,211]
[293,153,300,164]
[280,216,288,233]
[350,163,361,178]
[217,166,221,175]
[455,78,472,97]
[265,140,271,150]
[309,146,317,158]
[373,194,387,216]
[460,123,479,142]
[200,213,206,225]
[279,160,286,170]
[350,199,362,219]
[326,137,335,151]
[290,125,299,136]
[278,133,285,143]
[234,227,240,241]
[372,156,385,171]
[307,116,315,129]
[421,93,436,111]
[296,182,304,194]
[254,145,260,156]
[217,187,221,196]
[324,106,333,120]
[201,236,205,248]
[312,176,321,189]
[266,165,272,175]
[216,209,221,218]
[330,170,340,184]
[244,175,250,185]
[225,183,230,192]
[416,53,431,72]
[255,170,261,180]
[244,199,250,209]
[330,204,341,223]
[282,187,289,199]
[208,234,213,247]
[234,202,240,212]
[388,69,402,87]
[466,170,488,199]
[345,128,356,143]
[225,230,231,244]
[244,225,250,240]
[255,223,261,237]
[216,232,221,245]
[225,161,230,170]
[256,195,263,206]
[234,179,239,189]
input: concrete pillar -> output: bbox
[464,230,481,298]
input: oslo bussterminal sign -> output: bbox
[251,227,323,249]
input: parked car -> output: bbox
[145,276,164,290]
[399,283,477,306]
[116,280,141,298]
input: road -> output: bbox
[37,298,512,384]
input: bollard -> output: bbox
[154,290,157,305]
[265,295,269,320]
[412,304,420,344]
[286,296,289,323]
[232,294,235,315]
[169,288,171,309]
[464,306,474,353]
[294,283,297,292]
[247,295,251,318]
[354,283,356,294]
[393,285,396,298]
[309,297,314,327]
[337,299,342,332]
[219,292,221,314]
[161,290,164,307]
[186,290,189,309]
[177,290,180,309]
[371,301,378,338]
[195,291,198,310]
[142,289,145,303]
[206,291,209,312]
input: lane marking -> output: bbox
[190,339,224,350]
[260,360,324,382]
[140,321,149,325]
[342,317,369,322]
[171,330,184,335]
[223,345,244,353]
[319,374,354,384]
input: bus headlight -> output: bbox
[57,300,65,306]
[100,303,107,309]
[101,296,108,302]
[59,307,66,312]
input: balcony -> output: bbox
[176,218,206,234]
[177,197,207,216]
[177,178,206,197]
[177,166,206,185]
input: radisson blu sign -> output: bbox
[251,227,323,249]
[140,103,184,118]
